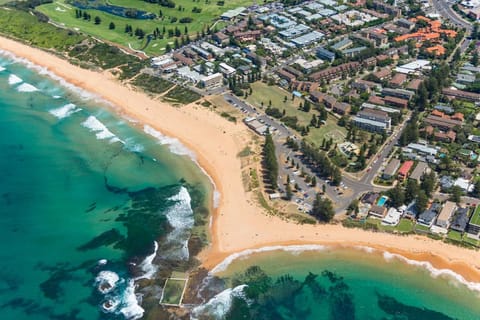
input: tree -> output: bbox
[109,22,115,30]
[312,195,335,222]
[415,190,428,213]
[472,50,479,67]
[285,177,293,201]
[387,184,405,208]
[94,16,101,25]
[311,176,317,187]
[472,179,480,198]
[420,171,436,197]
[263,132,278,189]
[450,185,463,204]
[331,166,342,186]
[405,179,419,204]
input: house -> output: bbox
[404,201,419,219]
[333,102,351,115]
[417,203,442,227]
[212,32,230,46]
[277,69,297,83]
[316,47,336,62]
[373,68,392,81]
[351,79,381,92]
[424,115,463,131]
[342,46,367,58]
[353,116,388,133]
[389,73,407,88]
[331,38,353,51]
[406,79,422,91]
[382,88,415,100]
[383,158,401,180]
[361,192,379,205]
[450,207,470,233]
[382,207,402,226]
[356,109,391,130]
[369,205,387,218]
[309,62,360,81]
[396,18,415,30]
[442,88,480,103]
[435,201,457,229]
[409,161,429,182]
[310,91,325,103]
[368,95,385,105]
[398,160,414,181]
[219,63,236,76]
[384,96,409,108]
[323,95,337,108]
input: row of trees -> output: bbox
[263,132,278,190]
[300,140,342,185]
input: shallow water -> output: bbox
[198,246,480,320]
[0,53,211,319]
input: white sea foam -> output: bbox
[8,74,22,85]
[16,82,39,92]
[382,251,480,293]
[98,259,108,266]
[52,95,62,99]
[123,137,145,153]
[135,241,159,280]
[211,245,327,274]
[95,271,120,294]
[143,125,196,159]
[119,280,144,320]
[82,116,123,143]
[191,285,247,320]
[0,66,5,72]
[0,49,108,103]
[49,103,81,120]
[164,187,195,260]
[102,297,120,312]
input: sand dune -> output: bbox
[2,36,480,283]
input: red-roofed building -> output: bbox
[398,161,414,181]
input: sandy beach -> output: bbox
[2,36,480,284]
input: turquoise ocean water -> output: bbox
[193,246,480,320]
[0,51,211,319]
[2,50,480,320]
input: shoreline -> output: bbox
[2,36,480,287]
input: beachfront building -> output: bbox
[200,73,223,89]
[435,201,457,229]
[417,203,441,227]
[450,207,470,233]
[467,206,480,236]
[382,207,402,226]
[369,205,387,219]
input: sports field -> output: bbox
[37,0,253,55]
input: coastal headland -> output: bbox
[2,36,480,284]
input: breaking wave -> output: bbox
[163,186,195,260]
[143,125,196,159]
[17,82,39,92]
[82,115,122,143]
[8,74,22,85]
[211,245,327,274]
[190,285,247,320]
[49,103,81,120]
[382,250,480,294]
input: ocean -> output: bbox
[0,51,212,319]
[193,246,480,320]
[2,49,480,320]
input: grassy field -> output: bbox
[0,7,85,50]
[246,82,313,127]
[37,0,254,55]
[306,114,347,147]
[163,85,201,104]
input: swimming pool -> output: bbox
[377,195,388,207]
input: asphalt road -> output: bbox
[431,0,472,32]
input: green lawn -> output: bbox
[161,278,187,305]
[246,82,312,125]
[37,0,254,55]
[306,114,347,147]
[415,224,430,233]
[396,218,414,233]
[470,205,480,226]
[447,230,463,242]
[462,234,480,247]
